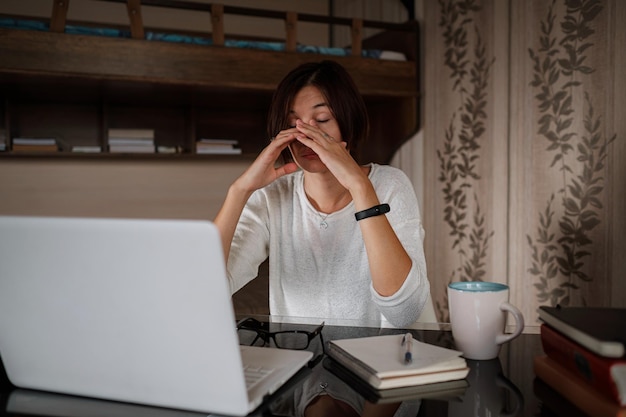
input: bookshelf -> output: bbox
[0,71,417,164]
[0,74,271,158]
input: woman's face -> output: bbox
[287,86,342,172]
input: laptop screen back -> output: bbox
[0,216,250,415]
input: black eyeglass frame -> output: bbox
[236,317,325,352]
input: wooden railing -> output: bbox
[47,0,418,58]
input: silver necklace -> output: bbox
[307,189,349,230]
[318,212,330,229]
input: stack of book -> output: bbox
[108,129,155,154]
[196,138,242,155]
[326,334,469,391]
[535,306,626,417]
[12,137,59,152]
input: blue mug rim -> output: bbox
[448,281,509,292]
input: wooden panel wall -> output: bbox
[0,158,247,220]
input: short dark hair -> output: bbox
[267,60,369,162]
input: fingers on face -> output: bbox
[295,119,334,143]
[272,130,300,146]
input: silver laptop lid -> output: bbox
[0,216,250,415]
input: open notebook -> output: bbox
[0,216,312,416]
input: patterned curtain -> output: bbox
[421,0,625,326]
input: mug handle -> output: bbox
[495,302,524,345]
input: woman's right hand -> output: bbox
[233,130,299,194]
[215,131,298,261]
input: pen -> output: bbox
[402,332,413,364]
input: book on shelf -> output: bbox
[108,134,155,153]
[534,355,626,417]
[12,138,59,152]
[156,146,179,154]
[541,323,626,405]
[109,144,156,154]
[12,144,59,152]
[107,128,155,139]
[196,138,242,155]
[12,138,57,146]
[72,145,102,153]
[108,129,155,153]
[322,357,467,404]
[538,306,626,358]
[326,334,469,390]
[108,138,155,146]
[197,138,238,146]
[196,147,242,155]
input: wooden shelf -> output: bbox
[1,73,272,157]
[0,151,257,161]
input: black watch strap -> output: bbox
[354,204,390,221]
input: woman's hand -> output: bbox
[215,132,298,261]
[233,131,299,194]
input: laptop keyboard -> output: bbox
[243,364,273,389]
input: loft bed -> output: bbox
[0,0,420,164]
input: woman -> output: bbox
[214,60,429,328]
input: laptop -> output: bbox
[0,216,313,416]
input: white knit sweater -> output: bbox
[227,163,430,328]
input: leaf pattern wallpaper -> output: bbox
[422,0,625,325]
[526,0,617,307]
[433,0,497,321]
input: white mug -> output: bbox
[447,281,524,360]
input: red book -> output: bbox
[534,355,626,417]
[541,324,626,406]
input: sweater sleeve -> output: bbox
[368,166,431,328]
[226,190,271,294]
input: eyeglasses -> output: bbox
[236,317,325,352]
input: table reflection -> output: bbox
[448,359,523,417]
[269,359,422,417]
